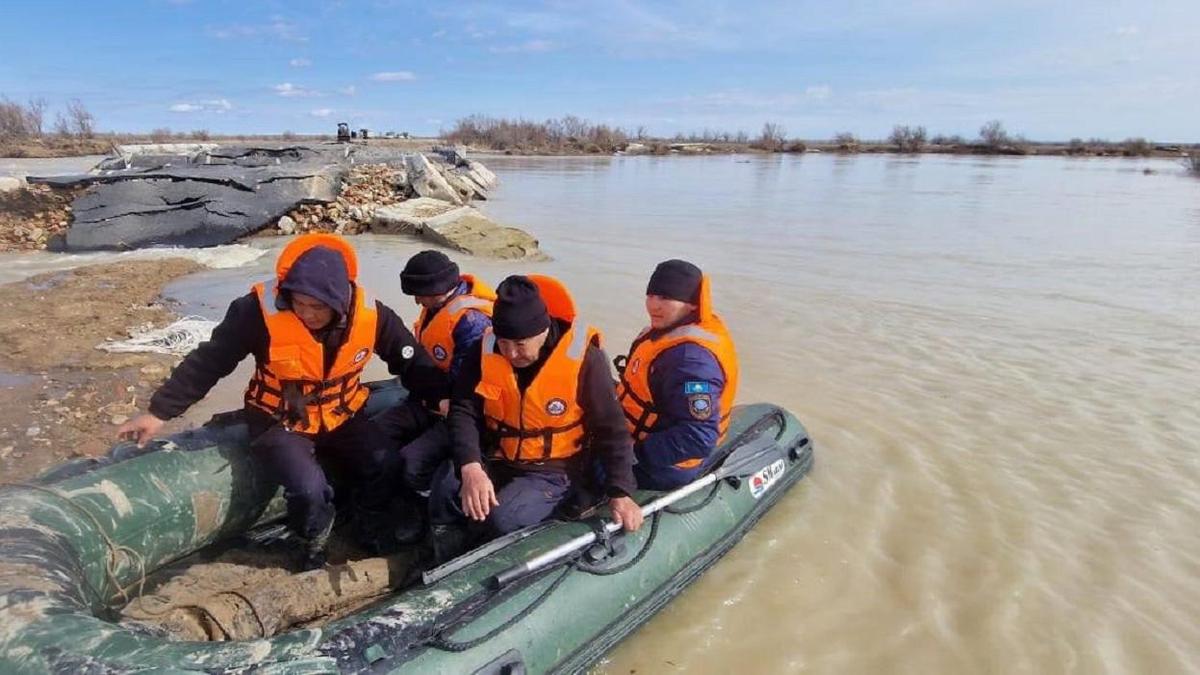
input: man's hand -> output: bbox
[460,462,499,521]
[608,495,644,532]
[436,399,450,416]
[117,413,166,448]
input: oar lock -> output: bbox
[583,523,626,564]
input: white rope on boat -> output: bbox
[99,316,217,355]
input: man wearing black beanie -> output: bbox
[614,260,740,490]
[377,250,495,544]
[117,234,449,569]
[426,274,642,562]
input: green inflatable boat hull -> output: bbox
[0,383,813,673]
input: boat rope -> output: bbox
[428,564,573,652]
[1,482,148,607]
[664,480,722,515]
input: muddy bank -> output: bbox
[0,259,200,482]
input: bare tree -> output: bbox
[889,124,927,152]
[0,97,26,139]
[65,98,94,138]
[756,122,787,152]
[834,132,860,152]
[23,98,46,136]
[52,112,72,138]
[978,120,1009,148]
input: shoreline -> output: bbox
[0,258,202,482]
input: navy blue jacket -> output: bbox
[633,341,726,490]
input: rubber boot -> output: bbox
[430,524,469,565]
[354,507,395,556]
[392,495,428,546]
[299,515,334,571]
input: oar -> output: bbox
[489,433,793,589]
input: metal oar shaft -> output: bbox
[491,472,722,588]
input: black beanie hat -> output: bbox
[646,259,703,304]
[492,275,551,340]
[400,250,460,296]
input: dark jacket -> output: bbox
[418,280,492,382]
[148,289,448,422]
[633,340,725,490]
[447,319,637,498]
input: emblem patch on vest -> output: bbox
[432,344,448,361]
[545,398,568,416]
[353,348,369,364]
[402,345,415,359]
[687,393,713,420]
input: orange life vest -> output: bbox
[475,275,601,463]
[414,274,496,372]
[616,274,739,468]
[244,233,378,433]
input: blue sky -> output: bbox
[1,1,1197,140]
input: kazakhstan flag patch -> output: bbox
[684,381,712,394]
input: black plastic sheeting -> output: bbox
[28,146,348,251]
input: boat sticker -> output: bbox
[688,393,713,420]
[750,459,787,499]
[432,344,448,361]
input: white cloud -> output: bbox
[168,99,232,114]
[489,39,556,54]
[370,71,416,82]
[805,85,832,101]
[289,57,311,67]
[310,108,334,118]
[339,85,357,96]
[273,82,320,97]
[207,18,307,42]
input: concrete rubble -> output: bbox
[14,143,539,258]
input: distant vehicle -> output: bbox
[359,128,370,141]
[336,122,351,143]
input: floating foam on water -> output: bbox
[119,244,269,269]
[99,317,217,355]
[0,244,269,285]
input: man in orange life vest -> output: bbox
[428,275,643,562]
[375,250,494,543]
[615,260,739,490]
[116,234,448,569]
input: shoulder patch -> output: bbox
[688,393,713,420]
[401,345,415,359]
[684,381,712,394]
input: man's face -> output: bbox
[645,294,697,330]
[291,292,336,331]
[497,328,549,368]
[414,289,454,310]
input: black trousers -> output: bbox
[248,409,388,541]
